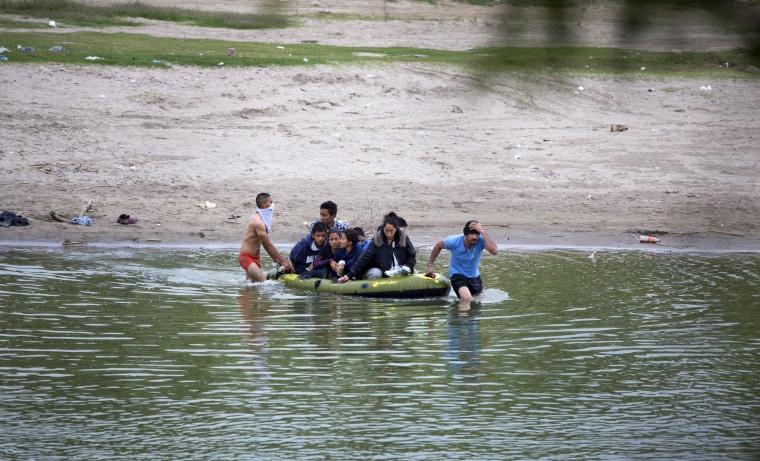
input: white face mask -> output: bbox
[256,202,275,233]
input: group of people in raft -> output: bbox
[238,193,498,300]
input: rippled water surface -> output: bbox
[1,246,758,460]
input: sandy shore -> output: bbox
[1,1,759,253]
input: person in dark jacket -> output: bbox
[333,228,362,278]
[337,214,416,282]
[290,222,328,274]
[302,227,341,279]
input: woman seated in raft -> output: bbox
[333,228,362,278]
[337,214,416,282]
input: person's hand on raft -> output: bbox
[337,275,350,283]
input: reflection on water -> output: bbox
[0,246,758,460]
[444,308,481,383]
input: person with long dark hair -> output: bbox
[337,214,416,281]
[333,228,362,278]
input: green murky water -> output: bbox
[1,246,758,460]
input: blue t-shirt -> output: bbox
[443,234,485,278]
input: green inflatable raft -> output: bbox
[269,271,452,299]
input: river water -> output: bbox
[1,246,758,460]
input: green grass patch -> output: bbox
[0,16,49,28]
[0,31,460,67]
[0,30,756,77]
[0,0,291,29]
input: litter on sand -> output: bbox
[69,216,93,226]
[0,211,29,227]
[117,214,138,224]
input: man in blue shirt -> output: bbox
[425,220,498,301]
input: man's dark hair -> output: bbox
[353,227,365,237]
[311,221,328,235]
[320,201,338,216]
[255,192,271,208]
[463,220,480,235]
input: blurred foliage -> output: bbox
[492,0,760,63]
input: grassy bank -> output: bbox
[0,30,757,77]
[0,0,290,28]
[1,0,757,75]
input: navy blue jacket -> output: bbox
[333,246,362,274]
[289,237,322,274]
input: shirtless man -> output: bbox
[238,192,293,282]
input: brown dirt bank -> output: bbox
[1,1,758,254]
[2,63,758,253]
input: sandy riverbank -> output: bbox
[1,0,758,254]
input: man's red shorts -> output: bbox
[238,252,261,271]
